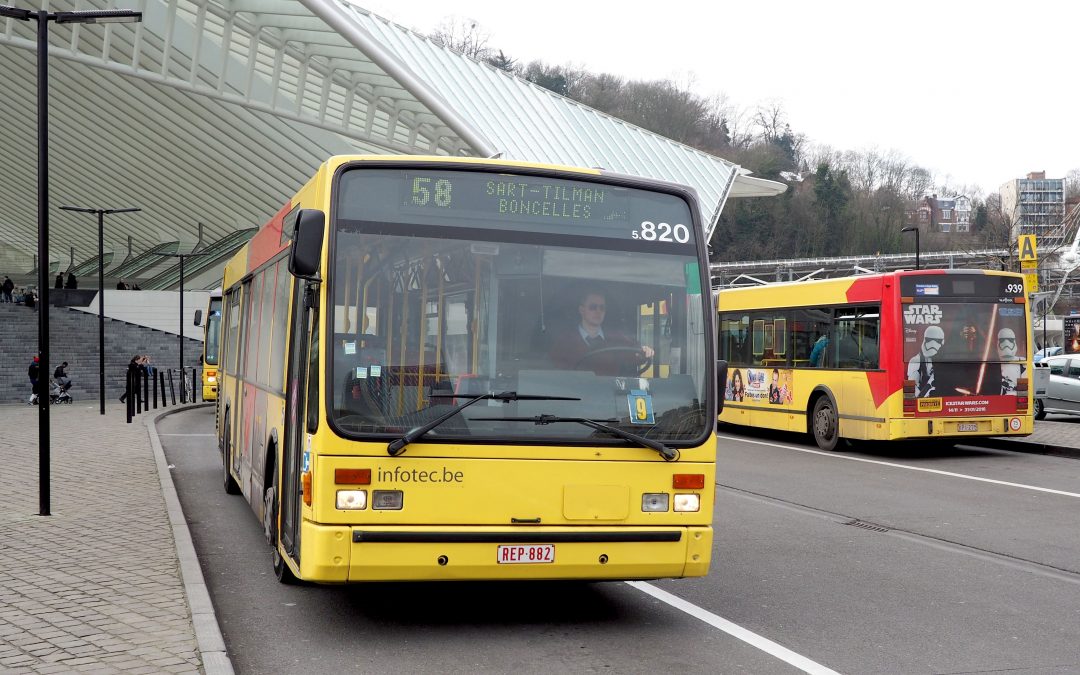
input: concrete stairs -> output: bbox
[0,302,203,404]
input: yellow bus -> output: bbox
[197,288,222,401]
[217,156,722,584]
[717,269,1034,450]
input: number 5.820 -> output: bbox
[411,177,453,208]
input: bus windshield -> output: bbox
[328,168,710,445]
[204,298,222,366]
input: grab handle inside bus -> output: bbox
[716,359,728,414]
[289,209,325,280]
[193,309,202,326]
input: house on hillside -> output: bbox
[904,194,973,234]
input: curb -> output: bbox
[982,436,1080,461]
[144,403,235,675]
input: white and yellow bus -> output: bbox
[217,156,723,583]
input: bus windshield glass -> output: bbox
[204,298,222,366]
[329,167,709,445]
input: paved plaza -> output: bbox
[0,403,229,674]
[0,401,1075,674]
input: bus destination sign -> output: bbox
[336,168,696,248]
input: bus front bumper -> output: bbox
[296,523,713,583]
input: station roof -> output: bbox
[0,0,783,286]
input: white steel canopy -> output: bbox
[0,0,782,285]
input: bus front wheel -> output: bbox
[811,396,840,451]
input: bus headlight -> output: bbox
[336,490,367,510]
[673,494,700,512]
[372,490,403,510]
[641,493,669,512]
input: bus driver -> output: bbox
[549,290,654,376]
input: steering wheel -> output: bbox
[573,346,653,376]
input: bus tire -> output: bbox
[222,414,242,495]
[811,396,840,451]
[1034,398,1046,421]
[265,485,299,584]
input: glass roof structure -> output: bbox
[0,0,783,286]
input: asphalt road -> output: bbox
[159,408,1080,674]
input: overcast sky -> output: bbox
[360,0,1076,196]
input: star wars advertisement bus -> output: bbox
[718,269,1033,450]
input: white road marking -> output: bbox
[626,581,842,675]
[717,435,1080,499]
[158,433,216,437]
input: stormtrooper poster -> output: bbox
[903,301,1028,416]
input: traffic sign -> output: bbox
[1018,235,1037,263]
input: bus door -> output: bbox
[280,279,314,557]
[225,283,247,478]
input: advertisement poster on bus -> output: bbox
[903,299,1028,416]
[725,367,792,405]
[1065,316,1080,354]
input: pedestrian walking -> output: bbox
[28,354,40,405]
[119,355,141,403]
[65,272,78,289]
[55,272,63,289]
[1,275,13,303]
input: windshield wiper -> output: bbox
[474,414,678,462]
[387,392,580,456]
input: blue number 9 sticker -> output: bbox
[627,390,655,425]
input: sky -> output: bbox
[359,0,1077,196]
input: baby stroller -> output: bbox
[50,377,74,404]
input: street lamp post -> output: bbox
[152,251,209,403]
[60,205,140,415]
[901,226,921,270]
[0,4,142,516]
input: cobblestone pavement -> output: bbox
[0,403,203,674]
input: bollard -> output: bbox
[143,370,149,413]
[168,369,176,406]
[159,370,167,408]
[180,367,187,405]
[125,369,133,424]
[152,369,158,410]
[192,368,198,403]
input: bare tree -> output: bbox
[429,16,493,60]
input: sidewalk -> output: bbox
[989,415,1080,459]
[0,402,230,674]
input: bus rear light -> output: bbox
[335,468,371,485]
[673,474,705,489]
[1015,378,1029,392]
[372,490,403,510]
[1016,396,1028,411]
[903,380,916,397]
[336,490,367,510]
[642,493,669,512]
[673,494,700,512]
[302,472,312,506]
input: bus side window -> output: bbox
[749,311,788,367]
[719,313,750,366]
[836,306,880,370]
[792,308,832,367]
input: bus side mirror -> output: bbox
[716,359,728,414]
[289,209,325,280]
[193,309,203,327]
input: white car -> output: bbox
[1034,355,1080,420]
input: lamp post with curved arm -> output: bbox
[901,226,921,270]
[0,3,142,516]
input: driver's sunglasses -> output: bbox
[923,337,942,346]
[585,303,606,311]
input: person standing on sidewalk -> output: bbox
[1,276,13,303]
[28,354,40,405]
[119,355,142,404]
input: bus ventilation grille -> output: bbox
[843,519,889,533]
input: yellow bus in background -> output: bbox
[217,156,722,584]
[717,269,1033,450]
[198,288,222,401]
